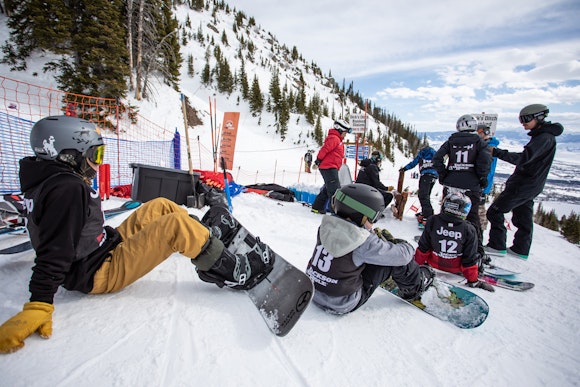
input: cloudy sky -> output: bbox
[235,0,580,134]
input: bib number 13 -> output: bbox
[312,245,334,272]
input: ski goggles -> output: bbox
[85,144,105,165]
[333,190,382,223]
[477,127,491,136]
[519,112,543,124]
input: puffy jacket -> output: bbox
[402,147,438,176]
[316,129,345,170]
[494,122,563,198]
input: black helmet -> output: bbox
[333,119,352,134]
[519,104,549,124]
[370,150,383,163]
[30,115,104,161]
[441,191,472,220]
[332,183,385,225]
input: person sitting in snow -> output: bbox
[355,150,394,209]
[305,183,435,314]
[414,191,494,292]
[0,115,273,353]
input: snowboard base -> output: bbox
[381,277,489,329]
[221,216,313,337]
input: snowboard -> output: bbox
[487,254,528,274]
[202,205,313,337]
[479,274,534,291]
[391,170,409,220]
[381,277,489,329]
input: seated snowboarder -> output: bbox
[355,150,394,209]
[0,116,273,354]
[414,191,494,291]
[305,183,434,314]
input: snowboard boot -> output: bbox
[398,265,435,302]
[201,205,240,246]
[194,236,275,290]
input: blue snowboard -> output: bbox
[381,277,489,329]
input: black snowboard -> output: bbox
[202,203,313,337]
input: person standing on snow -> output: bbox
[304,150,313,173]
[485,104,564,259]
[311,119,351,214]
[0,116,273,353]
[415,191,494,292]
[356,150,394,208]
[399,146,438,225]
[433,114,491,258]
[306,183,435,314]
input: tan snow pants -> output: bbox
[90,197,210,294]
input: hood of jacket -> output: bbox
[19,157,77,192]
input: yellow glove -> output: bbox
[0,301,54,353]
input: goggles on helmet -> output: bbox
[334,190,381,223]
[519,112,543,124]
[86,144,105,165]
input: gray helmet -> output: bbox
[456,114,478,132]
[333,119,352,134]
[30,116,104,160]
[332,183,385,225]
[519,104,549,124]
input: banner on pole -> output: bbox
[219,112,240,170]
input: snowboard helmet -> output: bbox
[519,104,549,124]
[333,119,352,134]
[456,114,478,132]
[30,116,105,180]
[30,116,104,163]
[441,191,472,220]
[370,150,383,164]
[332,183,385,226]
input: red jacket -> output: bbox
[316,129,345,170]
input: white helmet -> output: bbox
[456,114,478,132]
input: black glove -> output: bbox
[479,177,488,188]
[398,167,405,172]
[467,280,495,292]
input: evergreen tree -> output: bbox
[55,0,128,98]
[2,0,73,70]
[201,61,211,85]
[560,212,580,244]
[249,75,263,116]
[314,115,323,146]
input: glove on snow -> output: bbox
[467,280,495,292]
[0,302,54,353]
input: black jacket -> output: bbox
[19,157,122,304]
[494,122,563,198]
[433,132,491,192]
[356,158,389,191]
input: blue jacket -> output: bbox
[403,147,438,177]
[483,137,499,194]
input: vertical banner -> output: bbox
[219,112,240,170]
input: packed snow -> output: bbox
[1,182,580,386]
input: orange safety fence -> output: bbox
[0,75,181,193]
